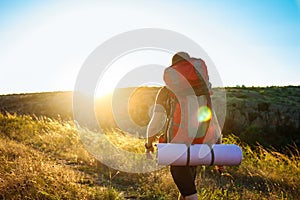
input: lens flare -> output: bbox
[198,106,212,122]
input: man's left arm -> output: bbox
[145,111,166,153]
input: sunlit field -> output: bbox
[0,113,299,199]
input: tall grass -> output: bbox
[0,113,299,199]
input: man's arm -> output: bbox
[145,111,166,151]
[145,87,168,152]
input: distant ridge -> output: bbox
[0,86,299,150]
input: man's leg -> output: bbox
[170,166,198,198]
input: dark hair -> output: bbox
[172,52,190,65]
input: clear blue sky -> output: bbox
[0,0,299,95]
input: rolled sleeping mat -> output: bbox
[156,143,242,166]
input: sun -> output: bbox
[94,61,126,98]
[95,75,118,98]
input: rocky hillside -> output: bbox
[224,86,299,149]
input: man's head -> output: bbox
[172,52,190,65]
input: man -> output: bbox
[145,52,222,200]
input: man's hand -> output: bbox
[145,143,154,159]
[145,147,154,154]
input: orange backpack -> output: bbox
[161,58,215,144]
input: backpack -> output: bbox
[160,58,215,144]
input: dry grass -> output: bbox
[0,113,123,199]
[0,113,299,199]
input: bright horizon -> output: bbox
[0,0,299,95]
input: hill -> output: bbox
[1,86,299,150]
[224,86,299,149]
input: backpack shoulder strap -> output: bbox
[158,87,176,143]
